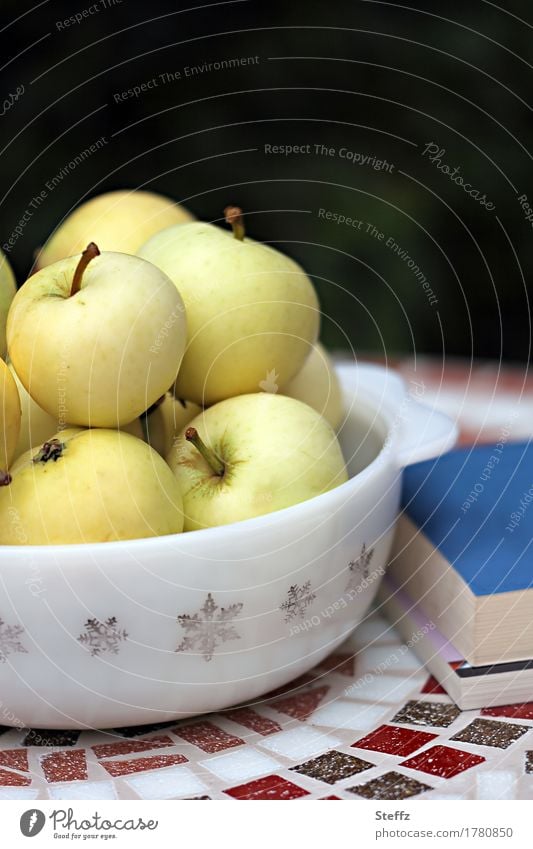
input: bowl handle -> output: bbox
[397,399,458,468]
[336,362,458,467]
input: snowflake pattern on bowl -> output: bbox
[345,543,375,596]
[0,617,28,663]
[280,581,316,623]
[176,593,243,662]
[77,617,128,657]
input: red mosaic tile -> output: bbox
[0,750,29,772]
[421,675,447,695]
[92,735,174,759]
[271,686,329,721]
[41,750,88,783]
[352,724,438,757]
[316,653,355,677]
[481,703,533,721]
[225,708,282,736]
[173,721,244,753]
[224,774,309,800]
[421,663,462,695]
[102,753,188,776]
[320,795,341,800]
[400,745,485,778]
[0,768,31,786]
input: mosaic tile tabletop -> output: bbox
[1,617,532,800]
[1,359,532,801]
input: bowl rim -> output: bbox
[0,368,401,555]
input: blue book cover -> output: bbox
[388,441,533,665]
[401,441,533,596]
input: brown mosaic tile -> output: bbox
[451,718,529,749]
[348,770,432,800]
[290,750,374,784]
[24,729,80,747]
[112,721,175,738]
[525,752,533,774]
[392,700,461,728]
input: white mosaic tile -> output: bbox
[49,780,118,800]
[259,726,341,760]
[356,645,423,674]
[125,766,207,800]
[344,672,420,703]
[200,748,279,782]
[310,699,388,731]
[0,787,40,800]
[426,793,466,801]
[476,770,517,800]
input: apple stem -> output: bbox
[0,471,11,486]
[33,439,64,463]
[224,206,245,241]
[185,427,225,476]
[70,242,100,296]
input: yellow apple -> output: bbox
[9,363,57,460]
[0,428,184,544]
[36,189,194,268]
[0,250,17,357]
[0,357,21,478]
[167,393,347,531]
[7,245,187,427]
[121,417,145,441]
[144,394,200,457]
[281,343,343,429]
[139,207,320,405]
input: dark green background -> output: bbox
[1,0,531,362]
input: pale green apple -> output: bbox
[0,428,184,544]
[36,189,194,269]
[0,250,17,357]
[121,416,145,441]
[0,357,21,477]
[9,363,57,460]
[7,245,187,427]
[139,207,320,405]
[144,393,201,457]
[10,361,147,459]
[167,392,347,531]
[281,343,344,429]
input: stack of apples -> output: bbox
[0,190,348,545]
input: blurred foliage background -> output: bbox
[1,0,531,362]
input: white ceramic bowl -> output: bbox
[0,363,456,729]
